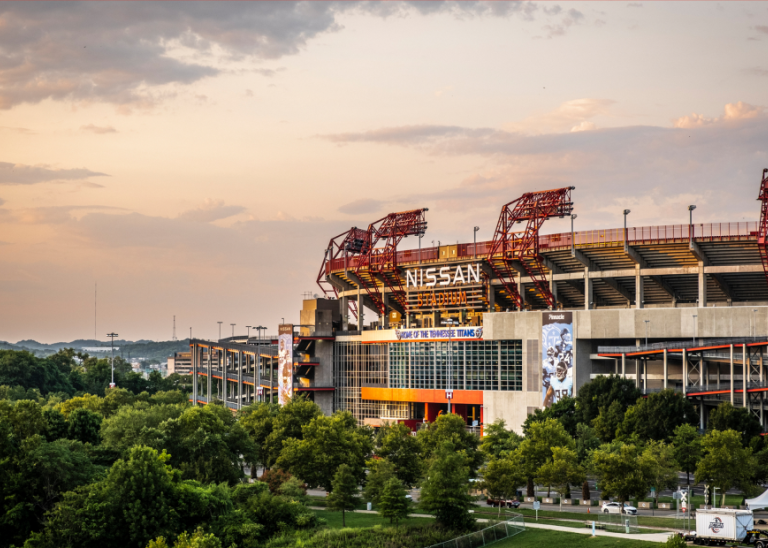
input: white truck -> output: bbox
[683,509,755,546]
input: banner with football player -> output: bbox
[542,311,573,407]
[277,324,293,405]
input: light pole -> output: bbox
[246,325,251,338]
[107,332,118,388]
[230,323,235,337]
[473,226,480,258]
[441,318,457,414]
[644,319,650,347]
[570,214,577,256]
[692,314,698,346]
[189,327,192,340]
[623,209,631,253]
[217,321,222,341]
[689,205,697,246]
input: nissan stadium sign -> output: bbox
[405,263,482,288]
[394,327,483,341]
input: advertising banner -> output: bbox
[277,324,293,405]
[394,327,483,341]
[541,312,573,407]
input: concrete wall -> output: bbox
[483,390,541,435]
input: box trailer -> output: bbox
[686,509,754,545]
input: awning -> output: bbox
[745,489,768,510]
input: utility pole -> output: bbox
[172,315,177,341]
[107,332,118,388]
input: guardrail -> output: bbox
[424,511,525,548]
[598,336,767,354]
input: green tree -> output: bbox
[238,401,279,473]
[480,457,524,517]
[147,528,223,548]
[575,423,601,463]
[639,440,678,506]
[379,477,410,524]
[616,389,698,442]
[67,407,103,445]
[592,400,626,443]
[100,402,186,454]
[277,476,308,504]
[590,443,650,508]
[576,375,641,425]
[480,418,523,459]
[419,442,475,531]
[43,407,68,441]
[0,398,46,439]
[363,458,397,505]
[708,402,762,444]
[523,397,578,437]
[673,424,702,485]
[536,446,584,511]
[262,396,323,469]
[517,418,574,496]
[327,463,360,527]
[695,429,757,507]
[417,413,483,476]
[374,422,422,487]
[277,411,372,491]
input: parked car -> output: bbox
[601,502,638,515]
[486,498,520,508]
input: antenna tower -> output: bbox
[172,315,177,341]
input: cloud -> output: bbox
[746,67,768,77]
[627,3,643,7]
[80,124,117,134]
[672,101,765,128]
[541,8,585,38]
[338,198,387,215]
[756,25,768,35]
[0,161,108,185]
[12,205,124,225]
[506,98,616,133]
[177,198,245,223]
[0,126,34,134]
[0,198,4,206]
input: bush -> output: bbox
[264,524,466,548]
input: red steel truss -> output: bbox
[316,227,370,319]
[355,209,428,316]
[757,169,768,287]
[487,186,575,310]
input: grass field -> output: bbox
[492,529,662,548]
[314,509,435,529]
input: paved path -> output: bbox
[311,508,673,543]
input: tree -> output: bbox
[277,411,372,491]
[480,419,523,459]
[419,442,475,531]
[0,398,46,439]
[43,407,68,441]
[67,407,103,445]
[327,463,359,527]
[523,397,578,437]
[516,418,574,496]
[417,413,483,476]
[575,375,641,426]
[673,424,702,485]
[590,443,650,508]
[374,422,422,487]
[277,476,308,504]
[616,389,698,442]
[592,400,626,443]
[696,429,757,507]
[238,401,279,473]
[575,423,601,463]
[148,528,223,548]
[536,447,584,511]
[582,480,591,502]
[363,458,397,505]
[480,457,524,517]
[100,402,186,455]
[709,402,762,444]
[639,440,678,506]
[379,477,410,524]
[262,396,322,469]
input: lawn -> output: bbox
[526,519,666,534]
[492,529,662,548]
[314,509,435,529]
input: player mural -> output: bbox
[277,324,293,405]
[542,311,573,407]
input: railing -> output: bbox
[424,512,524,548]
[598,512,639,534]
[598,336,767,354]
[325,222,759,274]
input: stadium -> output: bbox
[189,168,768,434]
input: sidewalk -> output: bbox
[311,508,673,543]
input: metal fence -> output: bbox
[598,512,639,534]
[424,512,525,548]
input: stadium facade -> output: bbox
[189,169,768,434]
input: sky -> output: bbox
[1,1,767,343]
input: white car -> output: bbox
[601,501,637,515]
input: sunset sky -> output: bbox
[1,1,767,343]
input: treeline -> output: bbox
[480,375,768,509]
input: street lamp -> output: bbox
[570,214,577,256]
[246,325,251,338]
[230,323,236,337]
[107,332,118,388]
[623,209,631,253]
[689,205,697,246]
[441,318,457,414]
[473,226,480,258]
[217,321,223,341]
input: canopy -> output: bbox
[745,489,768,510]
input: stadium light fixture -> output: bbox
[246,326,251,338]
[473,226,480,258]
[230,323,236,337]
[570,214,577,256]
[623,210,631,253]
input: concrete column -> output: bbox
[238,351,243,410]
[585,266,593,310]
[207,349,213,403]
[700,401,705,431]
[192,344,198,405]
[549,269,558,308]
[643,358,648,390]
[730,344,735,406]
[340,296,349,331]
[488,283,495,312]
[744,344,748,409]
[683,349,688,396]
[698,261,707,307]
[635,359,640,388]
[635,265,644,309]
[615,358,619,375]
[357,285,364,330]
[621,353,626,378]
[256,347,261,403]
[663,349,668,389]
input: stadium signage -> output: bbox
[406,286,486,311]
[405,263,482,288]
[395,327,483,341]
